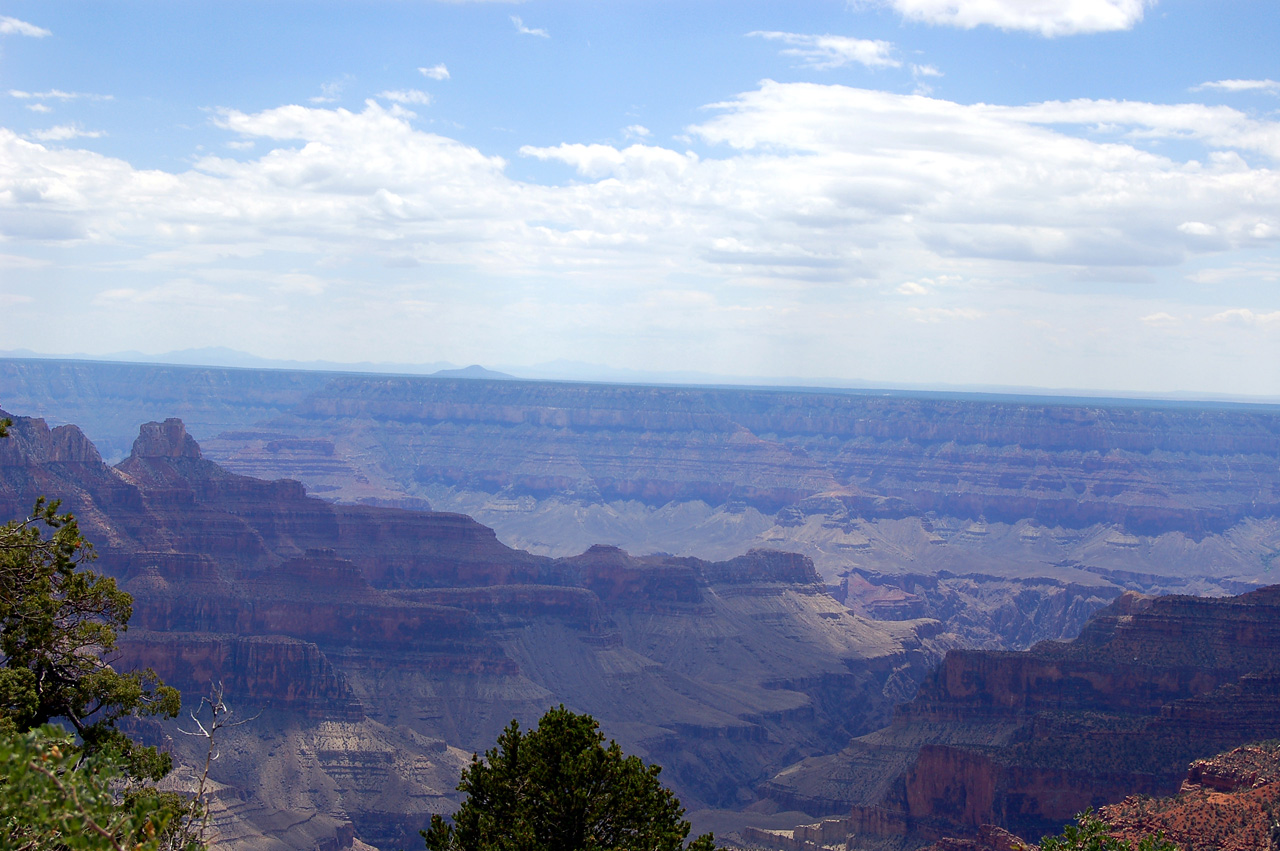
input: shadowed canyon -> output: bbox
[4,357,1280,850]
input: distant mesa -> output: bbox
[430,364,517,380]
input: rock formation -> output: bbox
[749,587,1280,850]
[6,357,1279,650]
[0,409,947,850]
[1101,742,1280,851]
[915,742,1280,851]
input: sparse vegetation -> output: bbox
[1039,810,1178,851]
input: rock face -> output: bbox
[0,410,946,851]
[750,587,1280,850]
[1101,742,1280,851]
[6,357,1280,651]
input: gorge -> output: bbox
[4,357,1280,849]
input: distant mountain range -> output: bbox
[5,346,1279,404]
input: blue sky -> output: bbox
[2,1,1279,396]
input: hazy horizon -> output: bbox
[6,345,1280,408]
[2,1,1279,396]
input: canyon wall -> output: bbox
[0,410,946,850]
[750,586,1280,849]
[5,357,1279,651]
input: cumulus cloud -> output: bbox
[377,89,433,105]
[26,103,52,114]
[0,16,50,37]
[750,31,899,69]
[2,82,1278,311]
[987,98,1280,160]
[1140,312,1179,327]
[1193,79,1280,94]
[511,16,549,37]
[870,0,1152,37]
[419,64,450,80]
[1206,308,1280,326]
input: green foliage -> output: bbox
[1040,810,1178,851]
[0,724,191,851]
[0,497,181,780]
[0,416,197,848]
[423,705,717,851]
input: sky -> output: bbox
[1,0,1279,397]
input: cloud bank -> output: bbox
[2,78,1277,391]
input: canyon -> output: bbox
[0,409,946,850]
[749,586,1280,849]
[6,357,1280,653]
[5,358,1280,849]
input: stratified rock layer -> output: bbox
[0,410,945,851]
[752,587,1280,850]
[7,357,1280,651]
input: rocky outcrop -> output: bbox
[1100,742,1280,851]
[0,410,947,850]
[754,586,1280,850]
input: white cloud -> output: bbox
[1193,79,1280,94]
[1,82,1278,373]
[419,64,451,81]
[1206,308,1280,326]
[28,124,104,141]
[0,16,50,37]
[911,64,943,78]
[9,89,112,102]
[511,16,549,38]
[1140,311,1178,327]
[991,98,1280,160]
[750,31,899,69]
[26,103,52,114]
[623,124,651,140]
[378,89,433,105]
[1178,222,1215,236]
[873,0,1152,37]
